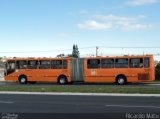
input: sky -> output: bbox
[0,0,160,59]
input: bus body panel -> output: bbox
[83,55,154,83]
[5,69,71,82]
[5,58,71,83]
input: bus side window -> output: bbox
[16,60,27,69]
[115,58,128,68]
[144,58,150,68]
[39,60,51,69]
[51,60,62,69]
[130,58,143,68]
[28,60,38,69]
[87,59,100,69]
[7,61,16,70]
[63,60,68,69]
[101,59,114,68]
[5,61,16,75]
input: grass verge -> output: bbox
[0,85,160,94]
[154,80,160,82]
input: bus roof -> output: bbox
[5,57,71,61]
[84,54,153,59]
[5,54,153,61]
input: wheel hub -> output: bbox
[118,78,124,84]
[21,78,26,83]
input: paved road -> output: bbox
[0,94,160,113]
[0,94,160,119]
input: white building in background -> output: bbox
[0,68,4,81]
[154,60,159,66]
[0,58,5,81]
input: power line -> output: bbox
[0,46,159,54]
[100,46,160,49]
[0,49,72,53]
[0,46,96,54]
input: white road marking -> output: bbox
[0,91,160,97]
[106,105,160,109]
[0,100,14,104]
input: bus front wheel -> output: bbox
[58,76,67,85]
[19,75,27,84]
[116,75,127,85]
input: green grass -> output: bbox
[154,80,160,82]
[0,85,160,94]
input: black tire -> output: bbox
[58,76,67,85]
[116,75,127,85]
[19,75,27,84]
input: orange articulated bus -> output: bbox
[4,55,155,85]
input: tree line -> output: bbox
[155,62,160,80]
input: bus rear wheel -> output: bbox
[58,76,67,85]
[116,75,127,85]
[19,75,27,84]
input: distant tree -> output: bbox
[155,62,160,80]
[56,54,65,58]
[75,44,80,57]
[72,44,80,58]
[67,54,72,57]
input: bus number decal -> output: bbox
[91,69,97,76]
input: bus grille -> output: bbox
[138,73,149,80]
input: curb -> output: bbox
[0,91,160,97]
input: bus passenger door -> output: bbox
[84,59,101,82]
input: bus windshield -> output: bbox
[5,60,16,75]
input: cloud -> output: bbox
[127,0,158,6]
[95,14,153,30]
[78,20,112,30]
[95,14,146,22]
[117,21,154,30]
[78,14,154,31]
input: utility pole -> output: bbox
[96,46,98,57]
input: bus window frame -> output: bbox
[115,58,129,68]
[63,60,68,69]
[39,60,51,69]
[51,60,63,69]
[87,59,100,69]
[144,58,150,68]
[7,60,16,70]
[6,60,16,75]
[27,60,39,69]
[129,58,143,68]
[16,60,28,69]
[101,58,114,68]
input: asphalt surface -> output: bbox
[0,93,160,119]
[0,94,160,113]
